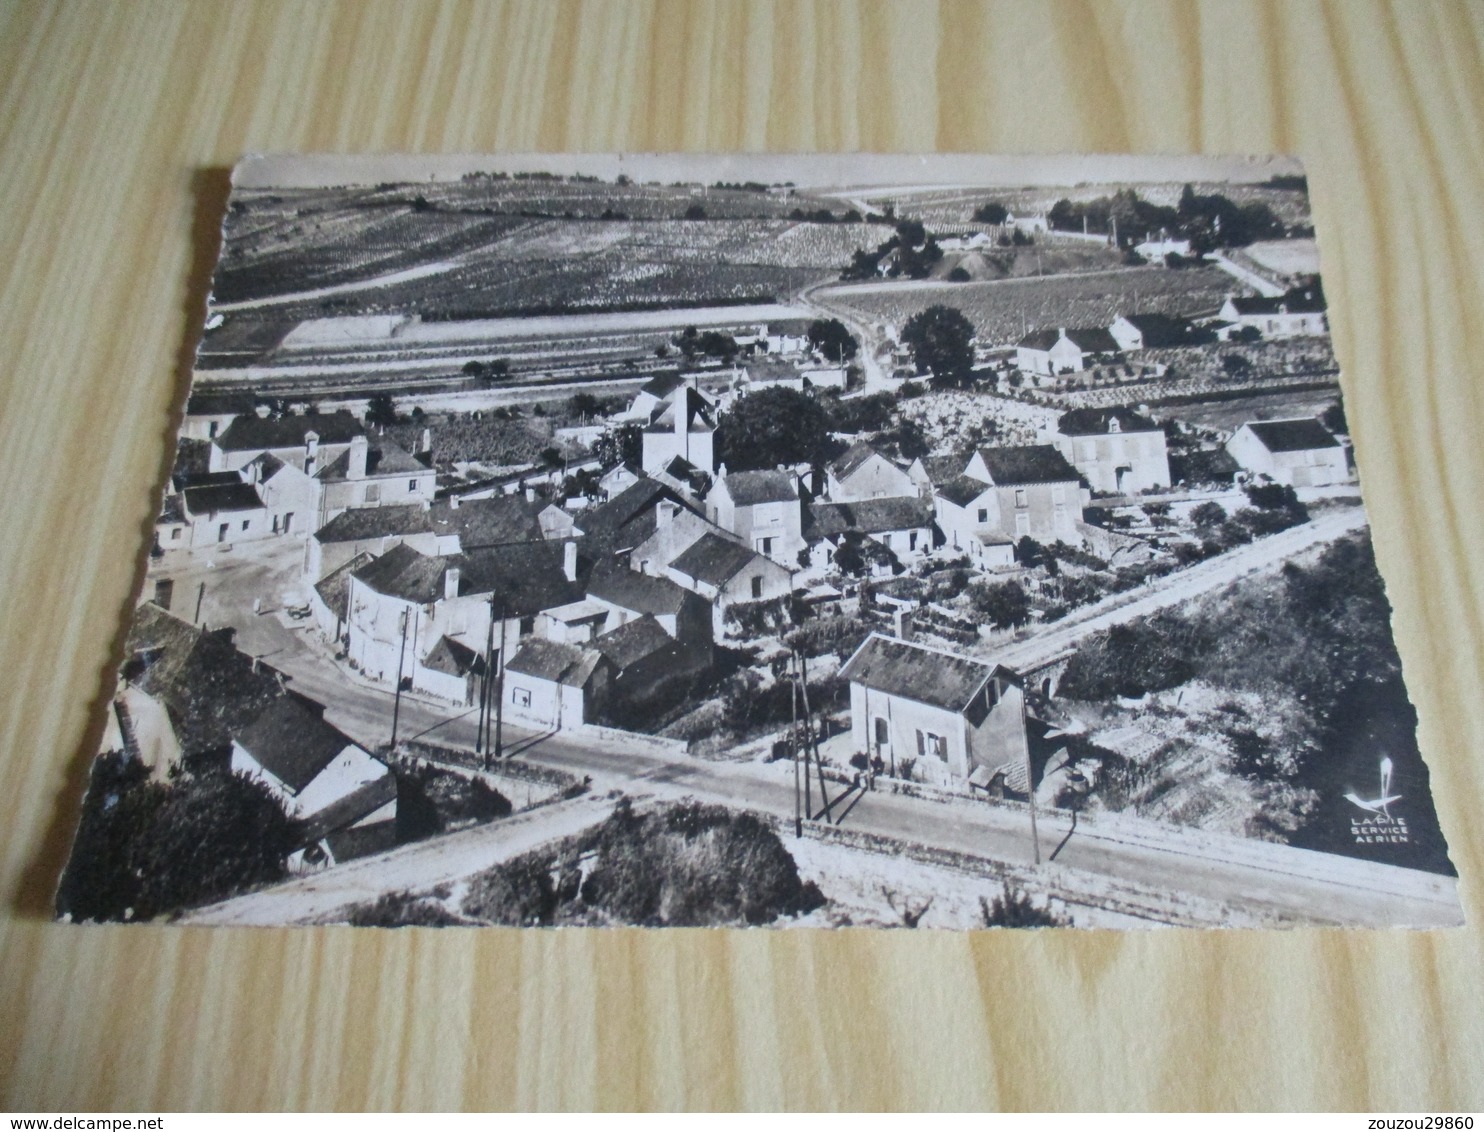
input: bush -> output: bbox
[346,890,466,927]
[463,800,824,927]
[979,882,1068,928]
[968,579,1031,629]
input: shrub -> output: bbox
[346,890,466,927]
[979,882,1068,928]
[968,579,1031,629]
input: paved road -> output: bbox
[158,503,1461,928]
[183,793,618,926]
[995,506,1371,671]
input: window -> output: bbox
[364,484,381,503]
[304,457,315,476]
[976,507,989,523]
[519,616,535,636]
[874,718,889,747]
[750,576,763,600]
[408,478,418,492]
[271,516,280,534]
[1014,488,1028,508]
[208,421,218,438]
[241,519,250,531]
[218,523,229,543]
[915,730,945,760]
[513,687,532,708]
[908,531,918,550]
[759,536,774,556]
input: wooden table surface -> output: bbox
[2,0,1482,1111]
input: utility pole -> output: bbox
[790,650,802,836]
[193,581,205,625]
[799,652,833,823]
[390,607,412,751]
[1021,678,1040,865]
[476,594,496,759]
[493,598,506,762]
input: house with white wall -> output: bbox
[825,441,917,502]
[1048,407,1171,495]
[1016,327,1121,378]
[710,467,805,565]
[840,633,1030,788]
[1226,418,1349,487]
[666,531,793,637]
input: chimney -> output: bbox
[448,493,460,510]
[254,404,272,419]
[420,427,432,455]
[348,434,368,480]
[1057,327,1066,338]
[524,486,536,503]
[444,566,460,601]
[656,500,678,528]
[892,607,913,642]
[563,540,578,583]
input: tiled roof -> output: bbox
[421,635,484,677]
[830,440,885,481]
[235,694,357,795]
[638,373,685,399]
[808,497,933,539]
[1229,283,1326,316]
[914,453,971,485]
[586,563,689,616]
[1242,418,1341,452]
[352,543,451,604]
[668,531,761,587]
[506,638,604,685]
[158,492,186,525]
[314,551,374,623]
[935,475,994,508]
[839,633,1005,714]
[722,469,797,506]
[645,387,715,434]
[578,479,699,554]
[215,410,364,452]
[1017,328,1061,350]
[459,541,587,616]
[1063,327,1122,353]
[1117,312,1192,346]
[1057,407,1162,435]
[120,605,289,761]
[591,615,674,670]
[183,482,263,515]
[975,444,1081,485]
[315,439,429,481]
[315,504,435,543]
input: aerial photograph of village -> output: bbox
[57,153,1461,930]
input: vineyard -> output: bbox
[817,265,1236,344]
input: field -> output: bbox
[817,264,1235,343]
[211,179,893,323]
[1151,387,1346,433]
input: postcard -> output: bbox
[56,153,1461,929]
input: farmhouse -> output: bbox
[639,382,717,475]
[156,476,271,551]
[585,563,713,648]
[964,444,1084,541]
[1049,407,1171,495]
[502,638,611,732]
[1108,312,1195,352]
[315,434,436,525]
[825,440,917,502]
[1226,418,1349,487]
[230,694,397,870]
[805,497,935,573]
[1132,236,1192,261]
[1217,282,1328,339]
[710,467,805,564]
[209,408,365,476]
[666,531,793,636]
[180,390,257,442]
[840,633,1030,788]
[1016,327,1122,377]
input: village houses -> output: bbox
[1047,407,1171,495]
[804,497,935,574]
[1226,418,1349,487]
[840,633,1031,790]
[932,445,1085,566]
[1015,326,1122,378]
[824,440,918,502]
[1216,281,1328,339]
[709,467,805,565]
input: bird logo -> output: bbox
[1344,756,1402,817]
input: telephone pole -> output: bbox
[790,651,802,837]
[798,652,833,823]
[493,598,506,762]
[390,607,413,750]
[1021,678,1040,864]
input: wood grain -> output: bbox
[1,0,1482,1111]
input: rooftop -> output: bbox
[506,638,605,685]
[974,444,1081,486]
[830,440,887,481]
[668,531,761,587]
[183,482,263,516]
[586,563,690,616]
[935,474,994,508]
[591,615,675,670]
[808,497,933,539]
[840,633,1013,716]
[316,439,429,481]
[1057,407,1162,436]
[1241,418,1341,452]
[235,694,358,795]
[215,409,365,452]
[721,468,797,506]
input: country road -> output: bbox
[994,505,1371,671]
[166,500,1460,929]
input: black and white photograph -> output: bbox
[57,152,1461,931]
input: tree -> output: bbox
[567,392,601,419]
[1190,501,1228,530]
[980,882,1067,927]
[969,579,1031,629]
[715,386,841,470]
[593,423,643,468]
[683,203,706,220]
[806,318,859,363]
[900,305,975,389]
[972,202,1009,225]
[1322,401,1348,435]
[365,394,399,428]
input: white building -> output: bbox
[1226,419,1349,487]
[1048,407,1171,495]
